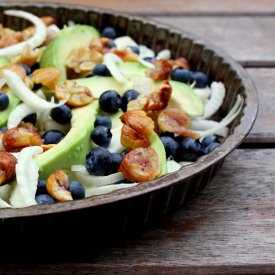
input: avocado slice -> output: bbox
[167,80,204,117]
[0,91,20,127]
[76,62,204,117]
[36,101,98,179]
[40,24,100,80]
[0,57,21,127]
[76,76,134,98]
[0,57,9,67]
[76,61,149,98]
[150,131,167,176]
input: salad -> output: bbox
[0,10,243,208]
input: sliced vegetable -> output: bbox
[2,70,65,111]
[104,53,125,83]
[194,95,243,137]
[191,119,229,138]
[71,165,124,187]
[139,45,155,59]
[8,103,36,129]
[0,197,11,208]
[166,160,181,174]
[113,36,138,49]
[156,49,171,60]
[0,10,47,57]
[137,58,155,69]
[108,126,125,153]
[85,183,138,197]
[202,82,226,119]
[10,146,43,208]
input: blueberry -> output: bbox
[92,64,111,76]
[94,115,112,129]
[35,194,56,205]
[0,126,8,133]
[85,147,112,176]
[42,130,65,144]
[19,63,32,75]
[121,89,139,112]
[170,68,192,83]
[176,137,204,162]
[68,180,85,200]
[99,90,122,113]
[91,126,112,147]
[109,153,123,174]
[22,113,37,125]
[200,135,220,147]
[191,71,208,88]
[50,105,72,124]
[201,135,220,155]
[0,92,9,111]
[127,45,140,55]
[36,179,47,196]
[160,136,179,159]
[120,150,128,158]
[204,142,220,154]
[143,57,154,63]
[101,27,117,39]
[33,83,42,90]
[31,62,40,72]
[109,39,117,48]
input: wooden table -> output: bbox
[2,1,275,274]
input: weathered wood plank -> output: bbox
[0,264,274,275]
[72,151,275,270]
[152,16,275,65]
[0,149,274,273]
[245,69,275,144]
[9,0,275,15]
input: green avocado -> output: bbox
[76,62,204,117]
[36,101,98,179]
[35,60,201,180]
[0,57,21,127]
[150,131,167,176]
[40,24,100,80]
[0,91,20,127]
[166,80,204,117]
[76,76,134,98]
[0,57,9,67]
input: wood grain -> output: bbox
[0,2,273,273]
[9,0,275,15]
[245,69,275,144]
[152,16,275,66]
[0,149,275,273]
[74,150,275,269]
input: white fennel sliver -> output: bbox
[0,10,47,57]
[203,81,226,119]
[193,86,212,100]
[8,103,36,129]
[166,160,181,174]
[191,119,229,138]
[85,183,138,197]
[108,126,125,153]
[10,146,43,208]
[132,76,153,95]
[114,36,138,49]
[2,70,65,111]
[137,57,155,69]
[156,49,171,60]
[104,53,126,83]
[139,45,155,59]
[71,165,125,187]
[0,198,12,208]
[194,95,243,138]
